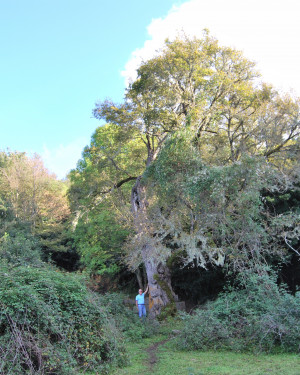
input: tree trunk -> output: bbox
[131,177,177,318]
[144,255,178,318]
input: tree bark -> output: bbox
[144,255,178,318]
[131,177,177,318]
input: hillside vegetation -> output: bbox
[1,33,299,374]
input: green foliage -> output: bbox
[177,271,300,353]
[110,322,300,375]
[0,152,70,229]
[97,292,159,341]
[144,138,281,271]
[68,123,145,278]
[144,129,202,197]
[264,183,300,257]
[0,151,74,270]
[71,34,299,313]
[73,209,130,276]
[0,263,127,374]
[0,228,43,267]
[68,123,145,210]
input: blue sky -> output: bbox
[1,0,299,179]
[0,0,179,177]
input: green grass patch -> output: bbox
[109,333,300,375]
[157,341,300,375]
[109,334,168,375]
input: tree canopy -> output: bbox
[0,151,74,266]
[69,33,300,317]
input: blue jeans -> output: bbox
[138,304,146,318]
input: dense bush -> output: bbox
[0,229,43,267]
[98,293,159,341]
[0,263,127,374]
[177,271,300,353]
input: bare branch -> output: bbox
[100,176,138,194]
[284,235,300,258]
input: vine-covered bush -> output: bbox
[0,263,127,374]
[177,272,300,353]
[0,229,43,267]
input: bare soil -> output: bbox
[146,338,170,371]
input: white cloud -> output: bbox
[122,0,300,95]
[41,137,89,179]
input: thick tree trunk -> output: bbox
[131,177,177,318]
[144,255,178,318]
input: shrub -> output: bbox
[0,230,43,267]
[177,272,300,353]
[0,263,127,374]
[98,293,159,341]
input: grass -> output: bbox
[157,340,300,375]
[110,335,167,375]
[81,318,300,375]
[110,332,300,375]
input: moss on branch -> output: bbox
[154,273,177,320]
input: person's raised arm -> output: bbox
[144,285,149,295]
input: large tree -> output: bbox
[0,151,72,263]
[73,33,299,317]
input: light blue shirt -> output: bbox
[136,293,145,305]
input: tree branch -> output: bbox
[284,235,300,258]
[100,176,138,194]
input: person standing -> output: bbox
[136,285,149,318]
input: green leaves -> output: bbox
[0,229,43,267]
[69,123,145,208]
[144,133,288,270]
[0,263,127,374]
[71,33,299,281]
[73,209,131,276]
[178,271,300,353]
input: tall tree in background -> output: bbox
[0,151,72,264]
[72,33,299,317]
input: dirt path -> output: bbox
[146,338,170,371]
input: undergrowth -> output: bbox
[177,271,300,353]
[0,262,127,374]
